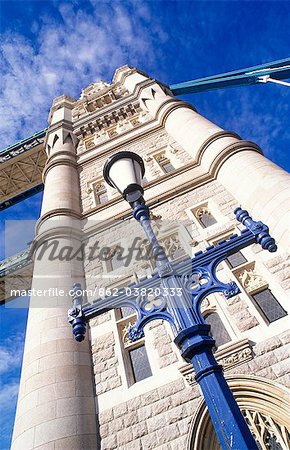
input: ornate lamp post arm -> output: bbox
[68,151,278,450]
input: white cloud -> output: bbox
[0,333,23,444]
[0,1,168,149]
[0,333,24,375]
[0,381,19,409]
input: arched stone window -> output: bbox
[116,307,152,385]
[204,311,231,348]
[187,375,290,450]
[94,181,108,205]
[154,151,175,173]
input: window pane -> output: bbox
[267,435,283,450]
[204,312,231,348]
[227,251,247,268]
[199,211,217,228]
[120,306,135,318]
[162,162,175,173]
[252,289,287,323]
[111,255,123,271]
[98,192,108,204]
[129,345,152,382]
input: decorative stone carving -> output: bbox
[243,410,289,450]
[219,347,252,368]
[116,120,133,134]
[73,102,150,140]
[122,320,142,348]
[160,233,186,261]
[236,264,267,293]
[94,130,109,145]
[80,80,112,100]
[154,151,168,164]
[179,338,253,386]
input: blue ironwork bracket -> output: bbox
[69,207,277,343]
[68,206,274,450]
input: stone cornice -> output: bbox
[209,140,263,177]
[179,338,254,386]
[76,119,160,166]
[35,209,83,237]
[157,98,198,126]
[43,157,78,181]
[72,92,137,129]
[195,130,242,163]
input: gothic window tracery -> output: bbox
[251,289,287,324]
[116,307,152,385]
[234,263,287,324]
[188,377,290,450]
[93,180,108,205]
[243,410,289,450]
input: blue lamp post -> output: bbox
[68,151,277,450]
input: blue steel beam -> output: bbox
[170,58,290,95]
[0,129,46,211]
[0,128,47,159]
[0,184,44,211]
[2,59,290,210]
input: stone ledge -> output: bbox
[179,338,253,386]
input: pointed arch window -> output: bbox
[94,181,108,205]
[115,305,152,385]
[188,376,290,450]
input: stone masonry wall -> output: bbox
[93,329,289,450]
[80,124,290,450]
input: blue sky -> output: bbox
[0,0,289,448]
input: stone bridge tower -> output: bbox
[4,67,290,450]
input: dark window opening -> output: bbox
[196,208,217,228]
[129,344,152,383]
[204,312,231,348]
[226,251,247,268]
[251,289,287,323]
